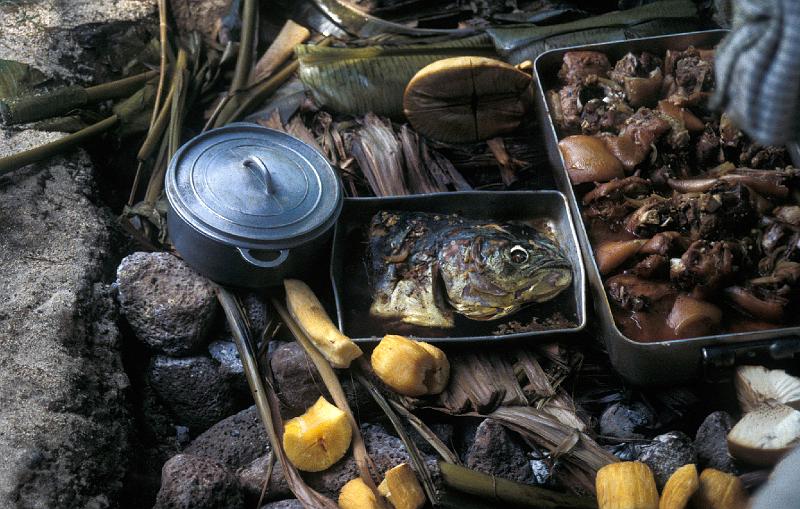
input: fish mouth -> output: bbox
[525,267,573,302]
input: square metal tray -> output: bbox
[534,30,800,385]
[329,191,586,343]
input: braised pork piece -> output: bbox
[549,46,799,342]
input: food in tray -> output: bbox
[546,46,799,341]
[367,211,573,328]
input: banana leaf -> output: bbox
[296,34,495,118]
[486,0,701,64]
[0,60,46,102]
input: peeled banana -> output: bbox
[370,335,450,397]
[283,396,352,472]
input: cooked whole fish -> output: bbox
[368,211,573,328]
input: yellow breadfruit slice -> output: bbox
[377,463,426,509]
[370,335,450,397]
[339,477,389,509]
[283,396,352,472]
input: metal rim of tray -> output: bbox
[328,190,588,343]
[533,29,800,351]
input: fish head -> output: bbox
[439,223,573,320]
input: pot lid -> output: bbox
[166,123,342,249]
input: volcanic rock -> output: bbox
[464,419,534,484]
[184,406,269,470]
[599,401,656,439]
[695,411,737,473]
[148,355,243,432]
[638,431,697,488]
[153,454,243,509]
[117,252,217,356]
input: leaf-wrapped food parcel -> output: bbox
[296,35,495,118]
[487,0,699,64]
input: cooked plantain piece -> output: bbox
[403,56,531,143]
[283,396,352,472]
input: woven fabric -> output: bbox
[713,0,800,145]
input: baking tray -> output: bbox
[329,191,586,343]
[534,30,800,385]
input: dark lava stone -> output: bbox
[153,454,243,509]
[270,342,325,415]
[260,500,303,509]
[599,401,656,439]
[638,431,697,488]
[148,355,242,433]
[695,411,737,473]
[116,252,217,356]
[237,454,292,503]
[464,419,534,484]
[184,405,269,469]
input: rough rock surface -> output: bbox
[695,411,737,473]
[117,252,218,356]
[599,401,656,439]
[209,339,248,395]
[184,406,269,470]
[261,501,303,509]
[0,0,157,83]
[0,128,131,508]
[148,355,244,433]
[154,454,244,509]
[465,419,534,484]
[238,455,291,503]
[638,431,697,488]
[169,0,230,46]
[271,341,326,415]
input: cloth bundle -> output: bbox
[714,0,800,145]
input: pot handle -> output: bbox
[237,247,289,268]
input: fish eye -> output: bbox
[509,245,529,264]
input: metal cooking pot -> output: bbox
[165,123,343,288]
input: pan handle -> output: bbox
[237,247,289,268]
[702,336,800,381]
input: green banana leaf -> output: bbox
[487,0,701,64]
[0,60,46,102]
[296,34,496,118]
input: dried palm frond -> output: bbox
[216,288,338,509]
[488,406,617,493]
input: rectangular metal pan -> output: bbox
[329,191,586,343]
[534,30,800,385]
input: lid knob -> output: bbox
[242,156,274,196]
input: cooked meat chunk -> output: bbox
[580,98,632,134]
[695,126,721,167]
[739,143,789,169]
[670,240,751,297]
[558,51,611,85]
[609,52,663,83]
[620,108,671,149]
[557,84,582,131]
[640,231,688,256]
[671,183,755,240]
[583,176,652,223]
[607,274,676,311]
[629,254,669,279]
[675,55,714,94]
[775,206,800,226]
[625,195,674,237]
